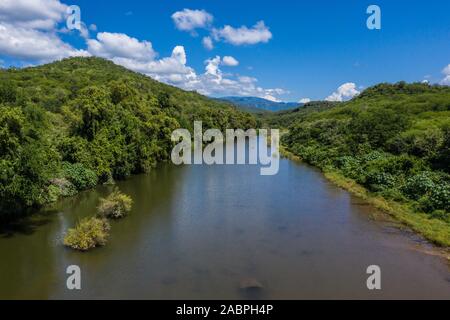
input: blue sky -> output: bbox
[0,0,449,102]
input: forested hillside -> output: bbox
[260,101,339,128]
[0,57,256,220]
[282,82,450,245]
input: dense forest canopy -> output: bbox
[260,101,339,128]
[0,57,256,220]
[283,82,450,224]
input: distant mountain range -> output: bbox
[217,96,301,112]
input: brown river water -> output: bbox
[0,157,449,299]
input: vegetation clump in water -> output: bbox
[97,190,133,219]
[63,217,110,251]
[64,190,132,251]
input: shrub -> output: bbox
[45,185,61,203]
[62,162,98,190]
[335,156,363,180]
[349,108,410,148]
[359,150,387,163]
[0,82,17,104]
[97,190,133,219]
[402,172,436,200]
[431,125,450,173]
[418,184,450,213]
[49,178,78,197]
[110,81,136,104]
[426,184,450,212]
[58,136,92,166]
[366,172,396,191]
[63,217,110,251]
[387,129,444,158]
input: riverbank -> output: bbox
[281,145,450,249]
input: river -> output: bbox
[0,157,449,299]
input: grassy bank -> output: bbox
[279,145,302,162]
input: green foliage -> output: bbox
[0,105,59,215]
[49,178,78,197]
[62,162,98,191]
[71,86,112,140]
[429,210,450,223]
[157,91,171,109]
[283,82,450,221]
[366,172,396,191]
[0,57,256,220]
[45,185,61,203]
[334,156,363,180]
[419,184,450,213]
[0,105,25,156]
[0,82,17,104]
[260,101,338,129]
[110,81,136,104]
[431,125,450,173]
[349,108,410,148]
[97,190,133,219]
[402,172,437,200]
[357,81,447,98]
[63,217,110,251]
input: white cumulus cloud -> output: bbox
[0,23,88,62]
[238,76,257,84]
[325,83,360,102]
[204,56,222,76]
[171,9,273,48]
[299,98,311,104]
[440,64,450,86]
[0,1,285,102]
[82,29,280,98]
[222,56,239,67]
[110,45,196,85]
[87,32,157,62]
[202,36,214,50]
[0,0,67,30]
[263,95,281,102]
[212,21,272,46]
[171,9,213,32]
[0,0,93,62]
[143,53,287,99]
